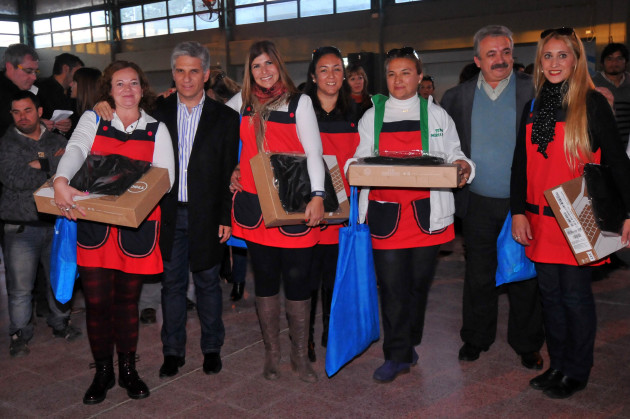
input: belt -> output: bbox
[177,201,188,208]
[525,202,554,217]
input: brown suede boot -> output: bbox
[255,295,281,380]
[286,299,318,383]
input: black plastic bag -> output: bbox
[269,154,339,213]
[362,155,445,166]
[70,154,151,196]
[584,163,625,234]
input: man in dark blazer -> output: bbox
[441,25,544,369]
[153,42,239,377]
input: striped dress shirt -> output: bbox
[177,94,205,202]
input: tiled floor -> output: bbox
[1,236,629,418]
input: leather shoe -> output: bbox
[230,283,244,301]
[159,355,185,378]
[373,360,410,383]
[520,351,543,370]
[458,343,486,361]
[140,308,156,324]
[543,376,586,399]
[530,368,564,390]
[203,353,222,375]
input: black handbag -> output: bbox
[583,163,626,234]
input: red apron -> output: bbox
[524,107,601,265]
[318,119,360,245]
[232,95,320,248]
[368,120,453,250]
[76,118,163,274]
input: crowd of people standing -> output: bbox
[1,21,629,406]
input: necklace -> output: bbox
[124,114,141,139]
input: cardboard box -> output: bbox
[347,159,460,188]
[544,176,625,265]
[250,153,350,227]
[34,167,170,228]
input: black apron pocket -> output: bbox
[118,220,159,258]
[77,221,110,249]
[411,198,445,234]
[279,224,311,237]
[233,191,263,229]
[367,200,400,239]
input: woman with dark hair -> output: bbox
[511,28,630,399]
[346,63,372,117]
[53,60,175,404]
[302,46,360,362]
[71,67,102,115]
[227,40,324,383]
[349,47,473,383]
[206,66,241,103]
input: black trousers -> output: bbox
[461,193,544,353]
[536,262,595,382]
[247,241,314,301]
[373,245,440,363]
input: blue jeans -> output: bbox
[161,207,225,357]
[5,223,70,340]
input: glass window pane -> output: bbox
[337,0,370,13]
[144,2,167,20]
[34,34,52,49]
[71,12,91,29]
[235,5,264,25]
[0,34,20,47]
[235,0,262,5]
[53,31,72,47]
[267,2,296,21]
[145,19,168,37]
[91,11,106,26]
[51,16,71,31]
[72,29,92,44]
[0,1,18,15]
[300,0,333,17]
[121,22,144,39]
[37,0,104,14]
[3,21,19,34]
[169,0,193,15]
[92,27,108,42]
[195,14,220,30]
[169,16,194,33]
[34,19,51,34]
[121,5,142,23]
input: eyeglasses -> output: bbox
[540,27,575,39]
[386,47,419,60]
[17,64,40,75]
[312,46,341,60]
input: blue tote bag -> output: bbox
[325,186,380,377]
[496,211,536,286]
[50,217,79,304]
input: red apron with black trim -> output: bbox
[318,119,360,245]
[524,108,601,266]
[232,95,320,248]
[367,120,453,250]
[76,119,164,274]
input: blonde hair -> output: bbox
[534,32,594,169]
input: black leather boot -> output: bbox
[320,287,333,348]
[308,290,318,362]
[118,352,150,399]
[83,357,115,405]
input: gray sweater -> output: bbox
[0,125,66,223]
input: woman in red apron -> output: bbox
[53,61,175,404]
[351,47,473,383]
[302,46,360,362]
[511,28,630,399]
[227,41,325,382]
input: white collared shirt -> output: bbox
[176,94,205,202]
[477,70,513,101]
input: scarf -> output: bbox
[351,93,364,104]
[531,81,566,158]
[250,81,289,152]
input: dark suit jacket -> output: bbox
[440,71,534,218]
[153,94,240,272]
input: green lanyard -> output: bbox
[372,94,429,154]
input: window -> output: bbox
[234,0,370,25]
[0,20,20,47]
[33,10,110,48]
[120,0,219,39]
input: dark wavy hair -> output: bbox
[73,67,101,115]
[97,60,156,112]
[303,46,352,120]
